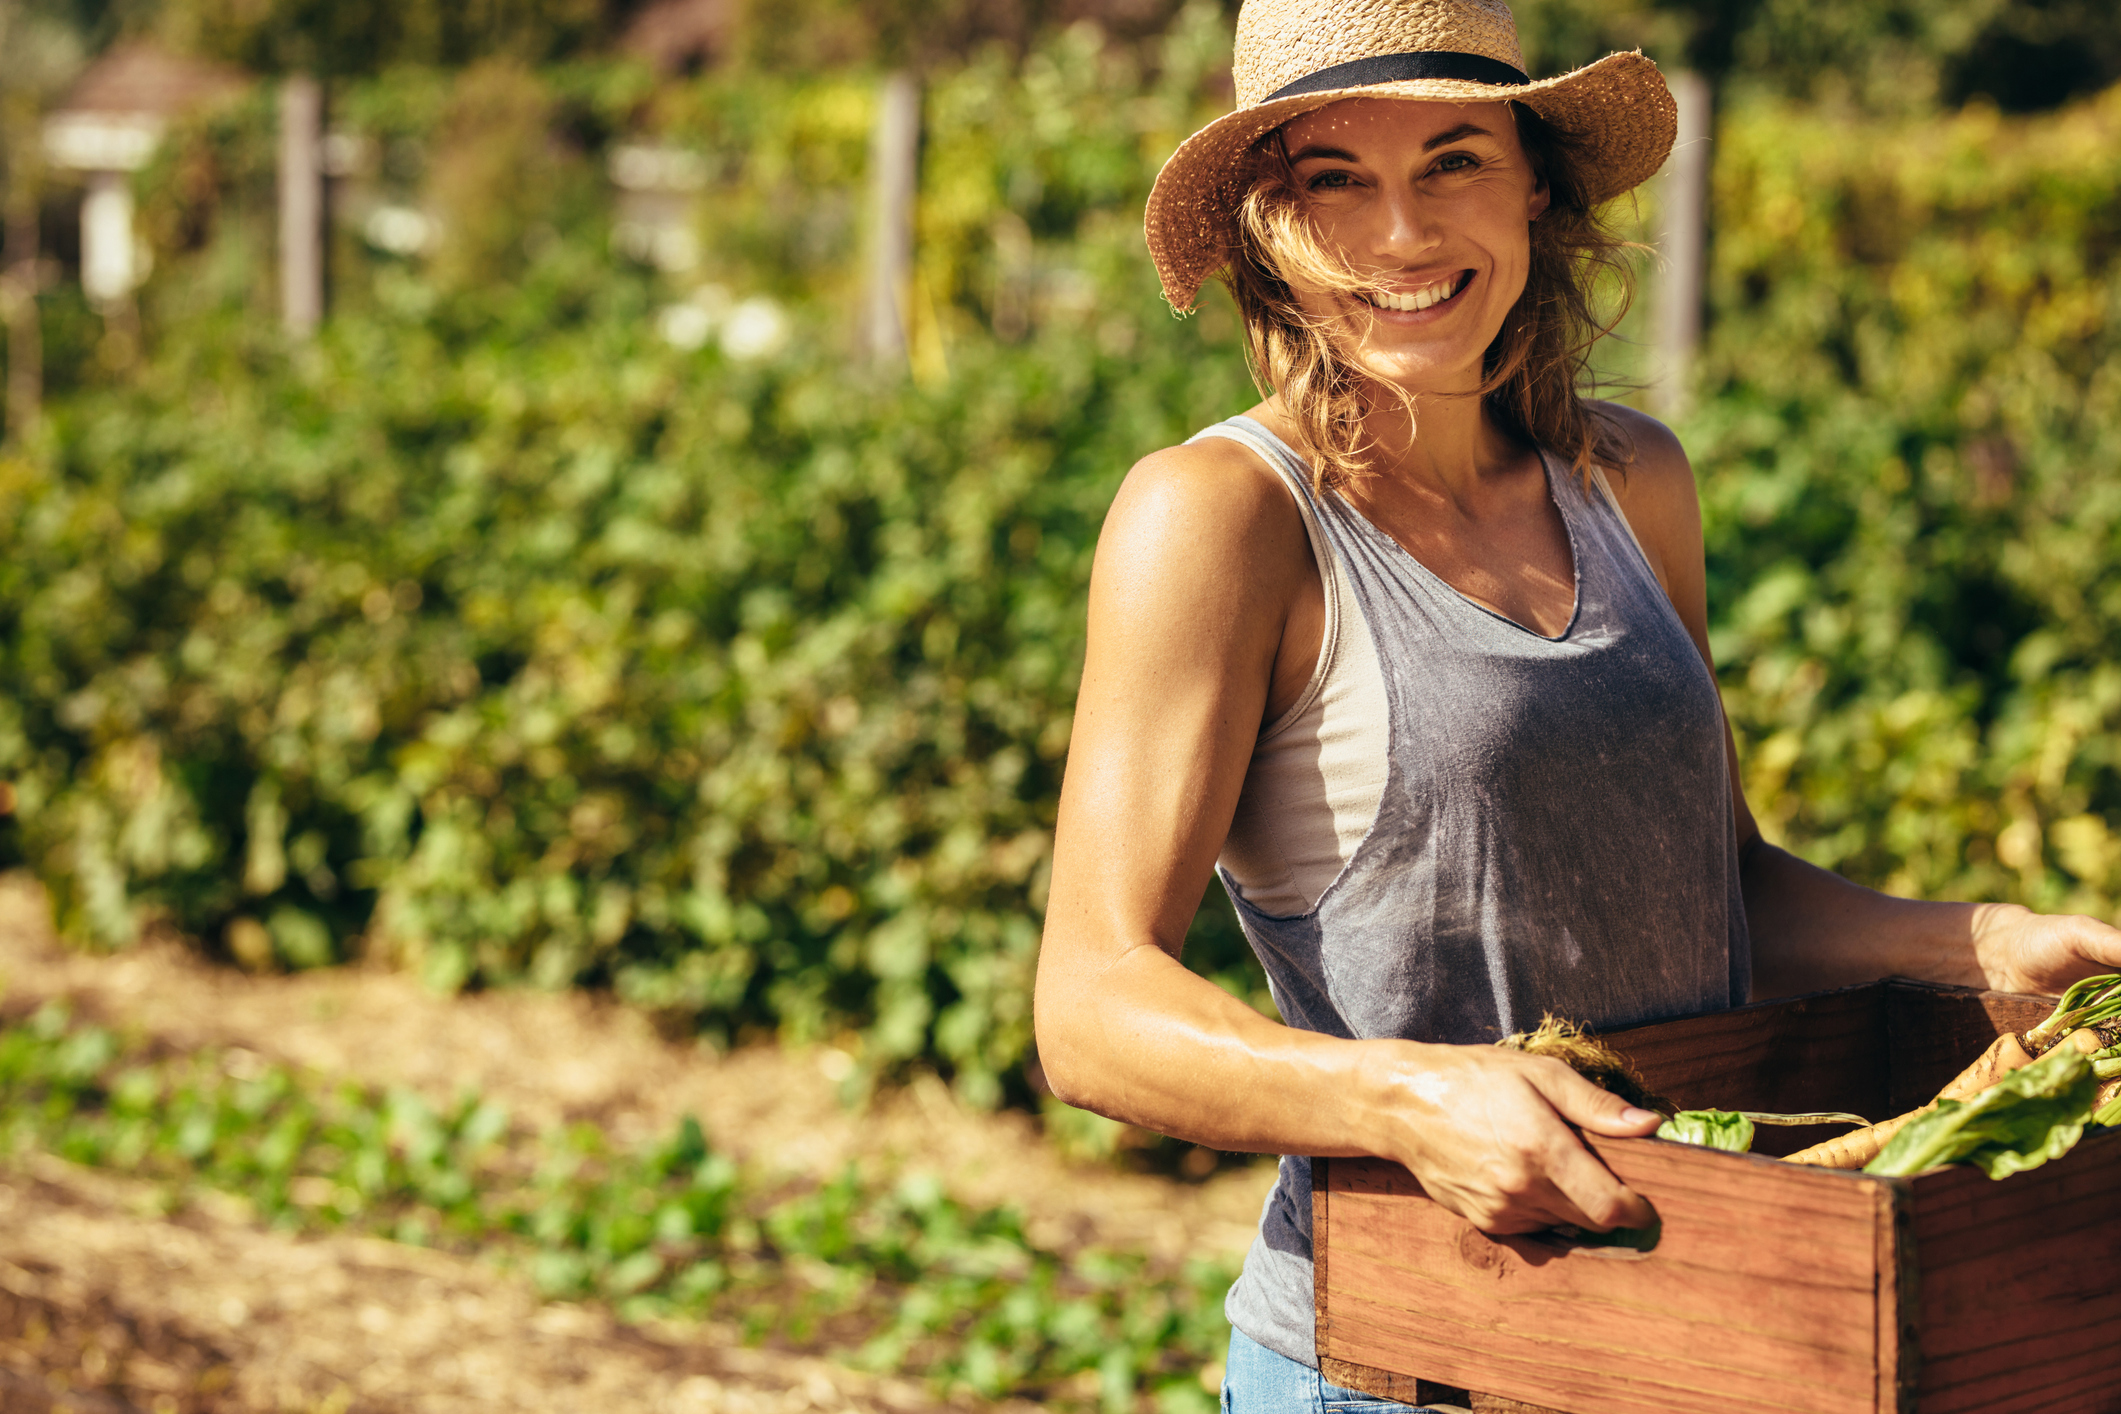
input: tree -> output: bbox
[152,0,617,76]
[1513,0,2121,113]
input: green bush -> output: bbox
[1691,90,2121,919]
[0,16,1265,1107]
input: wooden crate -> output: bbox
[1313,978,2121,1414]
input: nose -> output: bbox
[1367,179,1441,268]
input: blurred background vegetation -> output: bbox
[1,0,2119,1123]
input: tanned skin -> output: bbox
[1033,98,2121,1235]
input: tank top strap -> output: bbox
[1186,416,1334,528]
[1187,418,1351,737]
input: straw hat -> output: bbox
[1145,0,1676,310]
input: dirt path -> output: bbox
[1,1151,960,1414]
[0,875,1272,1411]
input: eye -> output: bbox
[1433,151,1480,175]
[1306,169,1355,191]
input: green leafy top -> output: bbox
[1865,1044,2098,1179]
[1656,1110,1756,1153]
[2025,974,2121,1050]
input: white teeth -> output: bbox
[1373,276,1460,312]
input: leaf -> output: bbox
[1656,1110,1755,1153]
[1865,1044,2097,1179]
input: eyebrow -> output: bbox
[1420,122,1494,150]
[1285,123,1498,164]
[1286,143,1359,163]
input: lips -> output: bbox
[1363,270,1473,313]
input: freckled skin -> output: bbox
[1277,98,1549,397]
[1032,94,2121,1240]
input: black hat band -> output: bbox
[1263,50,1531,103]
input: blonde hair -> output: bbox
[1220,103,1637,492]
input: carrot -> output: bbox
[1786,977,2121,1171]
[1785,1032,2036,1169]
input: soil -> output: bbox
[0,875,1273,1413]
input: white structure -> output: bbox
[44,110,159,308]
[609,141,709,273]
[42,110,163,172]
[79,172,143,305]
[41,45,241,312]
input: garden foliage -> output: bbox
[1698,91,2121,919]
[1,18,2118,1099]
[0,1003,1234,1409]
[0,16,1263,1108]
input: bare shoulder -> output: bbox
[1590,401,1694,493]
[1586,401,1702,534]
[1580,401,1711,620]
[1109,434,1300,534]
[1097,434,1310,593]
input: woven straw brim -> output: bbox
[1144,49,1674,311]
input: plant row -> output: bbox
[0,1003,1233,1412]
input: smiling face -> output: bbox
[1276,97,1549,395]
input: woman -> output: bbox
[1032,0,2121,1407]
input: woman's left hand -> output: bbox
[1971,903,2121,996]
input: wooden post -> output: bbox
[1652,71,1710,421]
[278,72,323,339]
[864,70,919,367]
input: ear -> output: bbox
[1527,172,1552,222]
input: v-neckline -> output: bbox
[1329,444,1583,643]
[1220,416,1586,641]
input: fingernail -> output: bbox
[1622,1107,1659,1124]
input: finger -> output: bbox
[1458,1078,1654,1234]
[1427,1173,1585,1236]
[1512,1076,1657,1230]
[1452,1160,1642,1236]
[2068,918,2121,971]
[1537,1137,1655,1231]
[1526,1062,1663,1138]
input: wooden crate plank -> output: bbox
[1317,1358,1472,1408]
[1909,1143,2121,1280]
[1875,1178,1917,1414]
[1607,983,1891,1157]
[1910,1129,2121,1412]
[1318,1146,1887,1414]
[1919,1326,2121,1414]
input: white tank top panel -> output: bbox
[1193,423,1390,917]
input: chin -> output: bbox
[1349,350,1486,397]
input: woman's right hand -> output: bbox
[1359,1039,1663,1234]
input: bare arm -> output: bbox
[1033,436,1659,1235]
[1598,402,2121,1000]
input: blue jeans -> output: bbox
[1221,1326,1465,1414]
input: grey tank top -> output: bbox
[1195,416,1749,1367]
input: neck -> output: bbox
[1365,382,1519,491]
[1263,374,1529,501]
